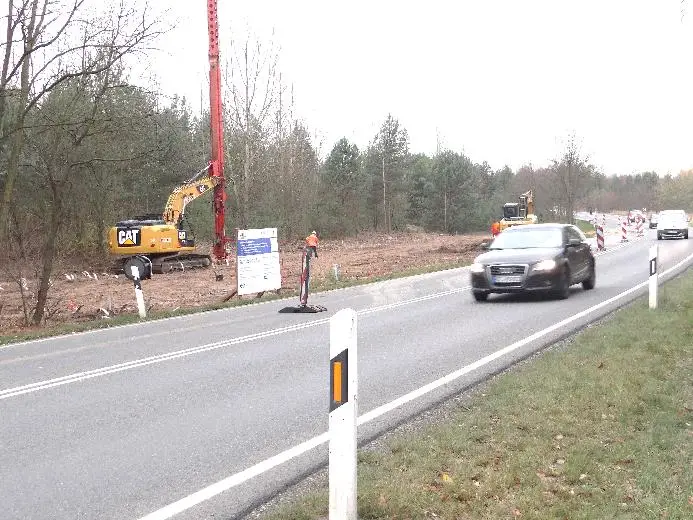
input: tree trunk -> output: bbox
[33,191,61,325]
[566,161,574,224]
[382,155,388,232]
[242,137,250,227]
[0,0,38,240]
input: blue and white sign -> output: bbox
[237,228,281,295]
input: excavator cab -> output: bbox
[503,203,520,220]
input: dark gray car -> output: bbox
[470,223,596,302]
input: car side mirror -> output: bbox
[480,241,490,249]
[567,238,581,247]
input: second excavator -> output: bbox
[498,190,538,232]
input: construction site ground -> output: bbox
[0,232,487,336]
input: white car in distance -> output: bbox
[656,210,689,240]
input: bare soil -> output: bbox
[0,232,487,334]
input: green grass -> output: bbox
[576,218,597,237]
[0,259,471,346]
[263,270,693,520]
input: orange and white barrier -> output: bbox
[636,216,644,237]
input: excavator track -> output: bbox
[151,254,212,274]
[113,254,212,275]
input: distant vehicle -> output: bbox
[656,210,689,240]
[470,223,596,302]
[648,213,658,229]
[628,209,644,223]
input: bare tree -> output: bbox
[0,0,163,324]
[224,33,280,227]
[551,133,593,224]
[0,0,163,238]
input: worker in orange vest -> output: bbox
[305,230,319,258]
[491,221,501,237]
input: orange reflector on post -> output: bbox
[330,349,348,411]
[333,361,342,403]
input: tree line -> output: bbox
[1,1,691,324]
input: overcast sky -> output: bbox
[145,0,693,176]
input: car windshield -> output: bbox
[490,227,563,249]
[659,210,685,218]
[659,213,686,224]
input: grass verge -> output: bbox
[262,270,693,520]
[575,218,596,237]
[0,260,471,346]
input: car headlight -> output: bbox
[470,263,485,273]
[533,259,557,271]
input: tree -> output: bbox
[1,1,163,325]
[373,114,409,232]
[550,134,594,224]
[320,138,362,235]
[0,0,163,239]
[406,153,433,228]
[224,34,281,228]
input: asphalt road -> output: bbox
[1,219,692,520]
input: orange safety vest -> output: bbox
[491,222,500,236]
[306,234,319,247]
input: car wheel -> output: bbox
[686,231,689,239]
[554,267,570,300]
[657,233,662,240]
[582,262,596,290]
[473,291,488,302]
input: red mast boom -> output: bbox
[207,0,229,261]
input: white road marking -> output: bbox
[0,287,470,400]
[0,236,664,399]
[137,250,693,520]
[0,264,474,350]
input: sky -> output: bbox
[141,0,693,176]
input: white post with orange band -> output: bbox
[329,308,358,520]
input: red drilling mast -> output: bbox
[207,0,230,262]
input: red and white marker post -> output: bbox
[621,218,628,242]
[596,225,605,251]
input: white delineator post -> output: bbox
[329,308,358,520]
[649,245,658,309]
[130,266,147,318]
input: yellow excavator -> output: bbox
[498,190,538,232]
[107,166,219,274]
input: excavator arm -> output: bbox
[162,167,220,226]
[520,190,535,217]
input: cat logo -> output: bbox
[117,228,141,247]
[178,231,186,241]
[197,184,208,194]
